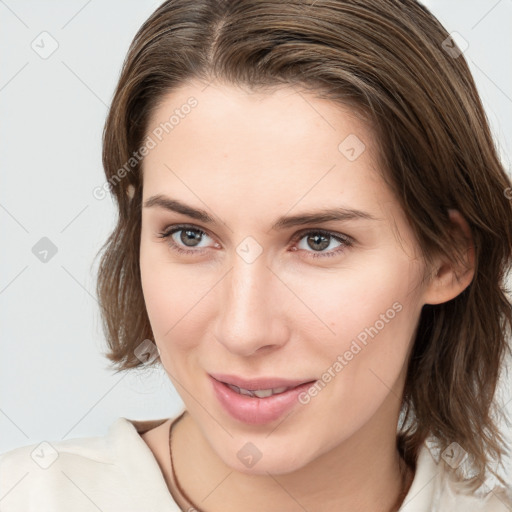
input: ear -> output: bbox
[422,209,475,306]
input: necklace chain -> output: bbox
[168,411,203,511]
[168,412,412,512]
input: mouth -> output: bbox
[209,372,316,392]
[222,382,298,398]
[209,374,318,425]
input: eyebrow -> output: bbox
[143,194,382,230]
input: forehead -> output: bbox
[141,80,393,223]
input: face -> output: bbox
[139,80,430,475]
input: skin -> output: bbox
[138,80,475,512]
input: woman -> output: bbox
[1,0,512,510]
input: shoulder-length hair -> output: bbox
[95,0,512,491]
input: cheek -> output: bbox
[140,243,183,338]
[293,255,421,401]
[139,243,215,356]
[319,304,415,440]
[289,253,419,347]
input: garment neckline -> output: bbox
[116,413,441,512]
[108,414,184,511]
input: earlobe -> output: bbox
[423,209,475,306]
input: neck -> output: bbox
[172,397,413,512]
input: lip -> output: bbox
[209,373,315,391]
[209,374,317,425]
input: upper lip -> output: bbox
[210,373,317,391]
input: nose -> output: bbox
[212,254,290,357]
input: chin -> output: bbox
[214,435,319,476]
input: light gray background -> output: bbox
[1,0,511,480]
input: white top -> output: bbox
[0,413,510,511]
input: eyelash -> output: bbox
[156,223,353,259]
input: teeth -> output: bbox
[226,384,290,398]
[253,389,274,398]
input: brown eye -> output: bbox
[293,230,353,259]
[305,233,331,251]
[177,228,204,247]
[157,224,215,255]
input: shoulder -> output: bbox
[0,416,182,512]
[399,442,512,511]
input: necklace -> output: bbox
[168,410,200,510]
[168,412,413,512]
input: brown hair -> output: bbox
[95,0,512,491]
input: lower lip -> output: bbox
[209,375,317,425]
